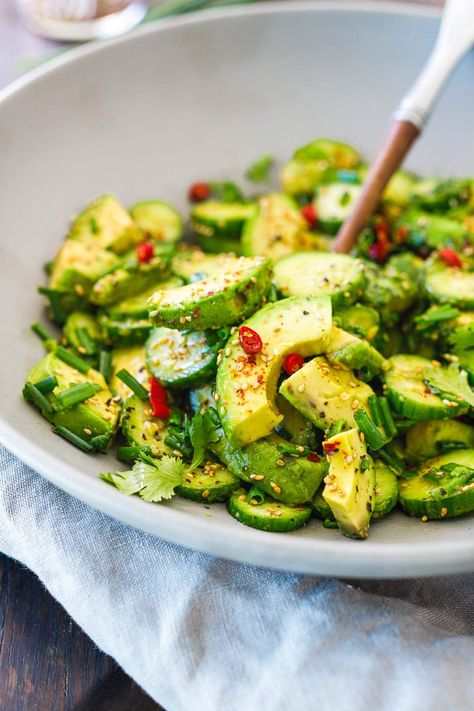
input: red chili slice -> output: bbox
[283,353,304,375]
[307,452,320,463]
[439,248,462,269]
[300,203,318,229]
[136,241,154,263]
[239,326,263,354]
[323,441,340,456]
[188,182,211,203]
[149,377,171,419]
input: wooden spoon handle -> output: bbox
[332,120,420,254]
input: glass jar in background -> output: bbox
[17,0,148,41]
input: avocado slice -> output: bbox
[279,356,374,431]
[90,254,169,306]
[216,295,332,447]
[148,255,272,331]
[325,326,387,380]
[69,194,141,254]
[26,352,120,449]
[322,428,375,539]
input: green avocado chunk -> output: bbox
[322,428,375,539]
[90,254,169,306]
[216,295,332,447]
[148,255,272,331]
[120,393,172,457]
[325,326,387,381]
[26,352,120,449]
[405,419,474,463]
[279,356,374,431]
[69,194,141,254]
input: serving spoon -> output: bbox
[332,0,474,254]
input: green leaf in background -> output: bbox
[245,154,274,183]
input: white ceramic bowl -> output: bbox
[1,1,473,578]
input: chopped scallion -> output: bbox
[23,381,53,415]
[116,369,148,401]
[54,426,94,453]
[326,419,347,439]
[99,350,112,383]
[56,382,102,409]
[55,346,90,374]
[31,322,53,342]
[37,286,66,325]
[367,395,381,426]
[117,445,153,463]
[75,327,97,355]
[276,442,310,457]
[378,396,397,438]
[353,409,386,450]
[33,375,57,395]
[247,486,265,505]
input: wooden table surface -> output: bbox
[0,0,441,709]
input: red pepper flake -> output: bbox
[323,441,340,456]
[395,226,409,243]
[439,248,462,269]
[307,452,320,462]
[188,182,211,203]
[149,377,171,419]
[283,353,304,375]
[300,203,318,229]
[239,326,263,355]
[136,241,154,263]
[368,219,391,262]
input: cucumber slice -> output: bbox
[98,312,150,347]
[191,201,256,241]
[146,327,225,388]
[293,138,361,168]
[333,304,380,342]
[241,193,323,260]
[148,256,272,330]
[399,449,474,519]
[424,262,474,310]
[69,194,141,254]
[107,277,183,320]
[384,354,468,420]
[228,488,312,532]
[90,254,169,306]
[372,461,398,520]
[171,250,232,282]
[412,178,473,213]
[176,462,239,503]
[121,393,172,457]
[130,200,183,243]
[394,211,468,251]
[405,419,474,463]
[273,252,366,306]
[313,183,362,235]
[63,311,102,355]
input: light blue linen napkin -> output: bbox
[1,442,474,711]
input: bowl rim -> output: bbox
[4,0,471,581]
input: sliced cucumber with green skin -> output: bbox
[273,252,366,306]
[121,394,172,457]
[313,183,362,235]
[171,250,234,282]
[399,449,474,519]
[412,178,473,213]
[228,488,312,532]
[405,419,474,463]
[90,254,169,306]
[107,277,183,321]
[69,194,141,254]
[196,234,244,256]
[98,312,151,347]
[363,260,420,325]
[281,140,361,197]
[325,326,387,381]
[384,354,468,420]
[63,311,102,355]
[241,194,323,260]
[394,211,468,252]
[130,200,183,244]
[293,138,361,168]
[146,327,226,388]
[312,486,335,521]
[191,201,256,241]
[333,304,380,342]
[176,461,240,503]
[424,262,474,310]
[189,384,215,414]
[148,256,272,331]
[210,429,326,506]
[372,461,398,520]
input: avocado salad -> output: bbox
[23,138,474,539]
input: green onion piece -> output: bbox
[99,350,112,382]
[326,419,347,439]
[415,305,461,332]
[54,426,94,453]
[75,327,97,355]
[276,442,310,457]
[56,382,102,409]
[37,286,66,325]
[23,381,53,415]
[33,375,57,395]
[55,346,90,374]
[117,445,153,463]
[377,446,406,476]
[323,519,339,529]
[247,486,265,505]
[31,321,53,342]
[367,395,381,426]
[116,369,148,401]
[353,409,386,450]
[90,434,110,452]
[378,396,397,438]
[43,260,54,276]
[360,457,370,472]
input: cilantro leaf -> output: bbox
[99,454,185,502]
[209,181,244,203]
[425,364,474,408]
[189,411,221,470]
[245,155,274,183]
